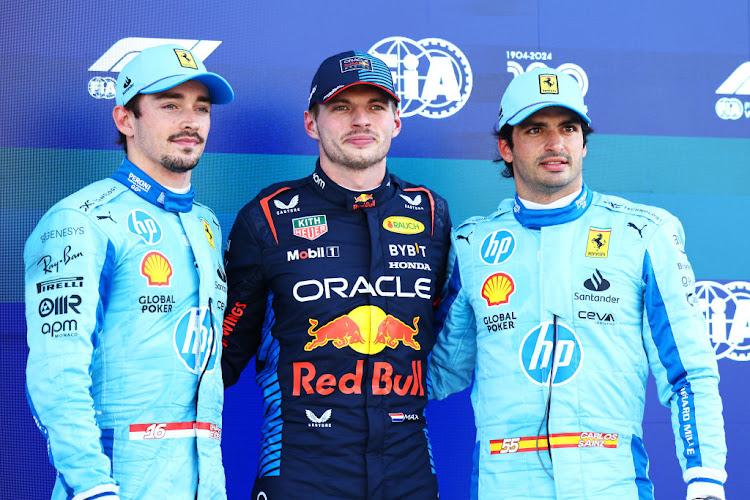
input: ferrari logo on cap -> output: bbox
[539,74,559,94]
[174,49,198,69]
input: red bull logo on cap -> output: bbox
[305,306,420,354]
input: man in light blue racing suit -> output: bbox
[429,67,727,500]
[24,44,234,499]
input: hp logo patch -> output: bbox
[174,307,219,374]
[127,209,162,245]
[480,230,515,265]
[519,322,583,386]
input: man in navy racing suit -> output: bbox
[222,51,451,499]
[24,44,234,500]
[428,67,727,499]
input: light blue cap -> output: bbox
[497,67,590,129]
[116,44,234,106]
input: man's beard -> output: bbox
[161,153,199,173]
[161,132,204,173]
[320,132,388,171]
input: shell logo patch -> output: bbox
[586,227,611,258]
[141,251,173,286]
[382,216,424,235]
[481,273,515,306]
[538,74,559,94]
[174,49,198,69]
[201,218,215,248]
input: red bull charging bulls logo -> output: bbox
[305,306,420,354]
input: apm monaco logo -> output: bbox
[696,280,750,361]
[369,37,472,119]
[87,37,222,100]
[715,62,750,120]
[505,49,589,98]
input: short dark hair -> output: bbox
[493,119,593,178]
[308,89,399,120]
[116,94,143,153]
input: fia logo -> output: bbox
[369,37,472,119]
[696,280,750,361]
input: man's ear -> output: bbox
[304,110,318,140]
[498,137,513,163]
[113,105,135,138]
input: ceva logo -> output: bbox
[87,38,223,100]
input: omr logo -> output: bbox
[519,322,583,386]
[480,230,515,265]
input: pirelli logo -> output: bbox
[490,432,619,454]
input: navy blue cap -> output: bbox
[308,50,399,108]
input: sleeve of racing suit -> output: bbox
[641,217,727,500]
[222,205,268,388]
[429,236,478,400]
[24,208,120,499]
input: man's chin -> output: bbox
[161,155,200,174]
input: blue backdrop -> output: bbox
[2,1,749,498]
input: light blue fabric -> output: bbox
[25,160,227,499]
[429,189,726,499]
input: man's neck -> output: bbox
[319,159,386,191]
[126,154,192,190]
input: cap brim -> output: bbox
[505,101,590,127]
[139,72,234,105]
[321,81,400,104]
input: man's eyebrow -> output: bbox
[154,91,211,103]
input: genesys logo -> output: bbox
[369,37,472,119]
[87,38,223,100]
[506,49,589,98]
[696,280,750,362]
[715,62,750,120]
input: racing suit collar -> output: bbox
[111,159,195,213]
[512,183,592,229]
[308,159,397,211]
